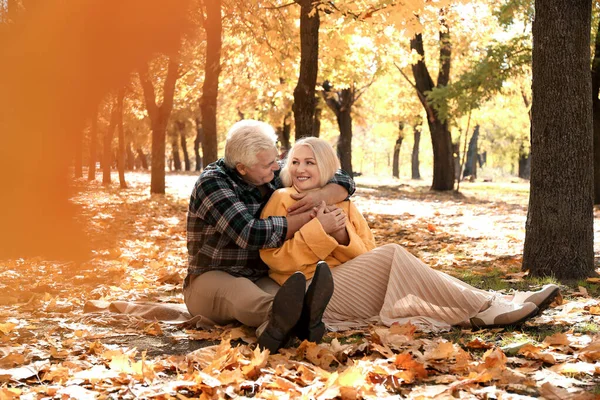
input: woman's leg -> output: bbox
[323,244,491,327]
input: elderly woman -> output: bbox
[260,137,560,334]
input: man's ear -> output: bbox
[235,163,247,176]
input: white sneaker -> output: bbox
[470,297,538,329]
[511,284,560,311]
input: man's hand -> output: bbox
[288,191,326,215]
[314,201,346,234]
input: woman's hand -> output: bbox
[288,191,325,215]
[330,226,350,245]
[314,201,346,234]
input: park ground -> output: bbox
[1,172,600,399]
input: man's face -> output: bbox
[237,148,280,186]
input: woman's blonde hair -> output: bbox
[280,137,340,188]
[224,120,278,169]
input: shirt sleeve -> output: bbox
[331,201,376,262]
[192,174,288,250]
[328,169,356,198]
[259,190,338,274]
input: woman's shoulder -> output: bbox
[267,187,297,206]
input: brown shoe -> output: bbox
[470,297,538,329]
[257,272,306,353]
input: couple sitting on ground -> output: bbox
[184,120,560,353]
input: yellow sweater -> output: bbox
[260,187,376,285]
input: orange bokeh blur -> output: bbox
[0,0,191,260]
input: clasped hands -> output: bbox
[288,191,348,244]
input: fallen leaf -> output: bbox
[465,337,493,349]
[298,341,338,369]
[0,353,25,369]
[543,332,571,346]
[518,344,556,364]
[539,382,595,400]
[0,323,17,335]
[394,353,428,379]
[425,341,456,360]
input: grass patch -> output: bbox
[519,324,566,344]
[458,269,509,292]
[575,280,600,298]
[574,321,600,335]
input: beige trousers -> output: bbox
[323,243,492,330]
[183,270,280,327]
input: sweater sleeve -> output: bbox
[331,201,376,263]
[259,190,338,274]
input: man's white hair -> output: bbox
[224,120,278,168]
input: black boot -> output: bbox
[296,261,334,343]
[257,272,306,353]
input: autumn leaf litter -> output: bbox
[0,173,599,399]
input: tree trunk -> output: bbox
[139,52,180,194]
[176,120,190,171]
[592,14,600,204]
[518,142,531,179]
[126,142,135,170]
[323,85,354,175]
[452,142,460,181]
[313,96,322,138]
[463,125,480,179]
[392,121,404,178]
[136,148,148,169]
[171,132,181,171]
[411,122,421,180]
[103,99,118,185]
[337,101,353,175]
[523,0,594,280]
[277,111,292,156]
[74,126,83,178]
[116,87,127,188]
[410,29,455,191]
[194,116,203,171]
[199,0,222,165]
[293,0,319,139]
[180,130,190,171]
[88,106,98,180]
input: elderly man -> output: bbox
[185,120,354,352]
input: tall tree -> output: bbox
[199,0,221,165]
[322,82,354,174]
[116,87,127,188]
[139,52,181,194]
[293,0,320,139]
[592,15,600,203]
[103,97,118,186]
[392,121,404,178]
[410,18,454,191]
[194,116,203,171]
[171,129,182,171]
[178,121,191,171]
[74,125,83,179]
[462,124,480,179]
[411,119,422,180]
[87,105,98,181]
[276,111,293,155]
[522,0,594,280]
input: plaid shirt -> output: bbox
[186,158,355,284]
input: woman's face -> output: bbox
[290,145,321,192]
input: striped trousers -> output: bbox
[322,243,492,330]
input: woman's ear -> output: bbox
[235,163,247,176]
